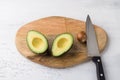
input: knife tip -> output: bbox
[86,14,91,22]
[87,14,90,19]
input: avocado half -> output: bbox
[52,33,74,57]
[26,30,48,54]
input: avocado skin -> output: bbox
[51,33,74,57]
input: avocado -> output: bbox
[52,33,74,56]
[26,30,48,54]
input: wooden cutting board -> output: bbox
[16,16,107,68]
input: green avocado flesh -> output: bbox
[26,30,48,54]
[52,33,74,56]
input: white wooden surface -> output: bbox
[0,0,120,80]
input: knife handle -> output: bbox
[92,56,105,80]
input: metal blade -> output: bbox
[86,15,100,57]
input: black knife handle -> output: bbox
[92,56,105,80]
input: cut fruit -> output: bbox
[52,33,74,56]
[26,30,48,54]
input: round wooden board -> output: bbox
[16,16,107,68]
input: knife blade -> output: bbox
[86,15,105,80]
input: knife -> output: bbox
[86,15,105,80]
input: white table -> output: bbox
[0,0,120,80]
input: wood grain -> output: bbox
[16,16,107,68]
